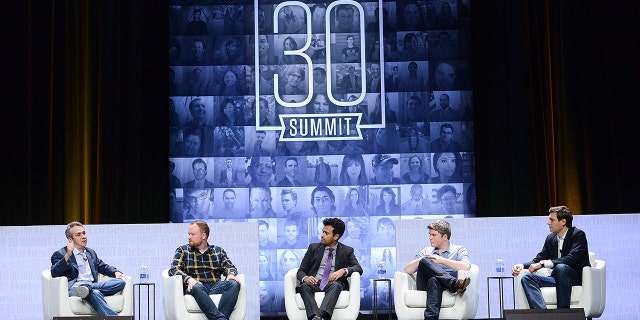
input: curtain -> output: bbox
[3,0,639,226]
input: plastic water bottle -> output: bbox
[496,259,505,276]
[140,265,149,283]
[377,261,387,279]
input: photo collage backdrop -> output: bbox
[169,0,474,314]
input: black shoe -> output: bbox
[73,284,92,298]
[453,277,471,295]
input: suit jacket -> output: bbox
[340,75,361,93]
[219,169,243,187]
[524,227,591,273]
[297,242,362,290]
[276,176,301,187]
[183,179,215,189]
[50,246,120,289]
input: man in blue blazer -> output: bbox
[511,206,591,309]
[50,221,127,316]
[296,217,363,320]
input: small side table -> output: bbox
[133,282,156,320]
[373,278,392,320]
[486,276,515,319]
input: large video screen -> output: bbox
[169,0,473,314]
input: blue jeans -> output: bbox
[186,280,241,320]
[521,264,580,309]
[415,257,459,320]
[69,278,126,316]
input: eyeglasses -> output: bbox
[253,164,273,170]
[441,196,456,202]
[187,193,209,201]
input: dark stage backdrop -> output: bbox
[167,0,475,314]
[3,2,639,224]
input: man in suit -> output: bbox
[340,66,360,93]
[219,158,242,188]
[184,158,215,188]
[366,62,382,92]
[277,157,302,187]
[50,222,127,316]
[511,206,591,309]
[314,157,331,185]
[296,217,363,320]
[430,123,464,152]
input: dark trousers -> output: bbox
[298,281,345,319]
[415,258,458,320]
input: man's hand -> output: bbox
[186,277,199,292]
[512,263,524,276]
[226,274,241,285]
[64,242,74,261]
[115,271,126,278]
[425,253,444,264]
[528,262,543,273]
[303,276,318,285]
[326,269,347,283]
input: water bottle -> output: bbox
[496,259,505,276]
[140,265,149,283]
[377,261,386,279]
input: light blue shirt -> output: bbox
[415,243,471,273]
[74,249,94,282]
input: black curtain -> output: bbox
[3,0,639,226]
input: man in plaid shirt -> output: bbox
[169,220,241,319]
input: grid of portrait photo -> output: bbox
[169,0,474,314]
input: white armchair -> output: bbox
[515,252,606,319]
[394,264,480,320]
[284,267,360,320]
[161,269,246,320]
[41,269,133,319]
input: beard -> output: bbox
[189,239,201,248]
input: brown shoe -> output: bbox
[454,277,471,295]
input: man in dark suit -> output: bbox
[296,217,363,320]
[50,222,127,316]
[340,66,361,93]
[277,157,302,187]
[183,158,215,188]
[219,158,243,188]
[511,206,591,309]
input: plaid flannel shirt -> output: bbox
[169,244,238,284]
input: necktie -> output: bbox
[319,248,334,290]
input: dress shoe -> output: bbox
[453,277,470,295]
[73,284,92,298]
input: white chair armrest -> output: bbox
[284,268,301,318]
[162,269,190,320]
[393,271,414,316]
[230,274,247,320]
[578,260,606,317]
